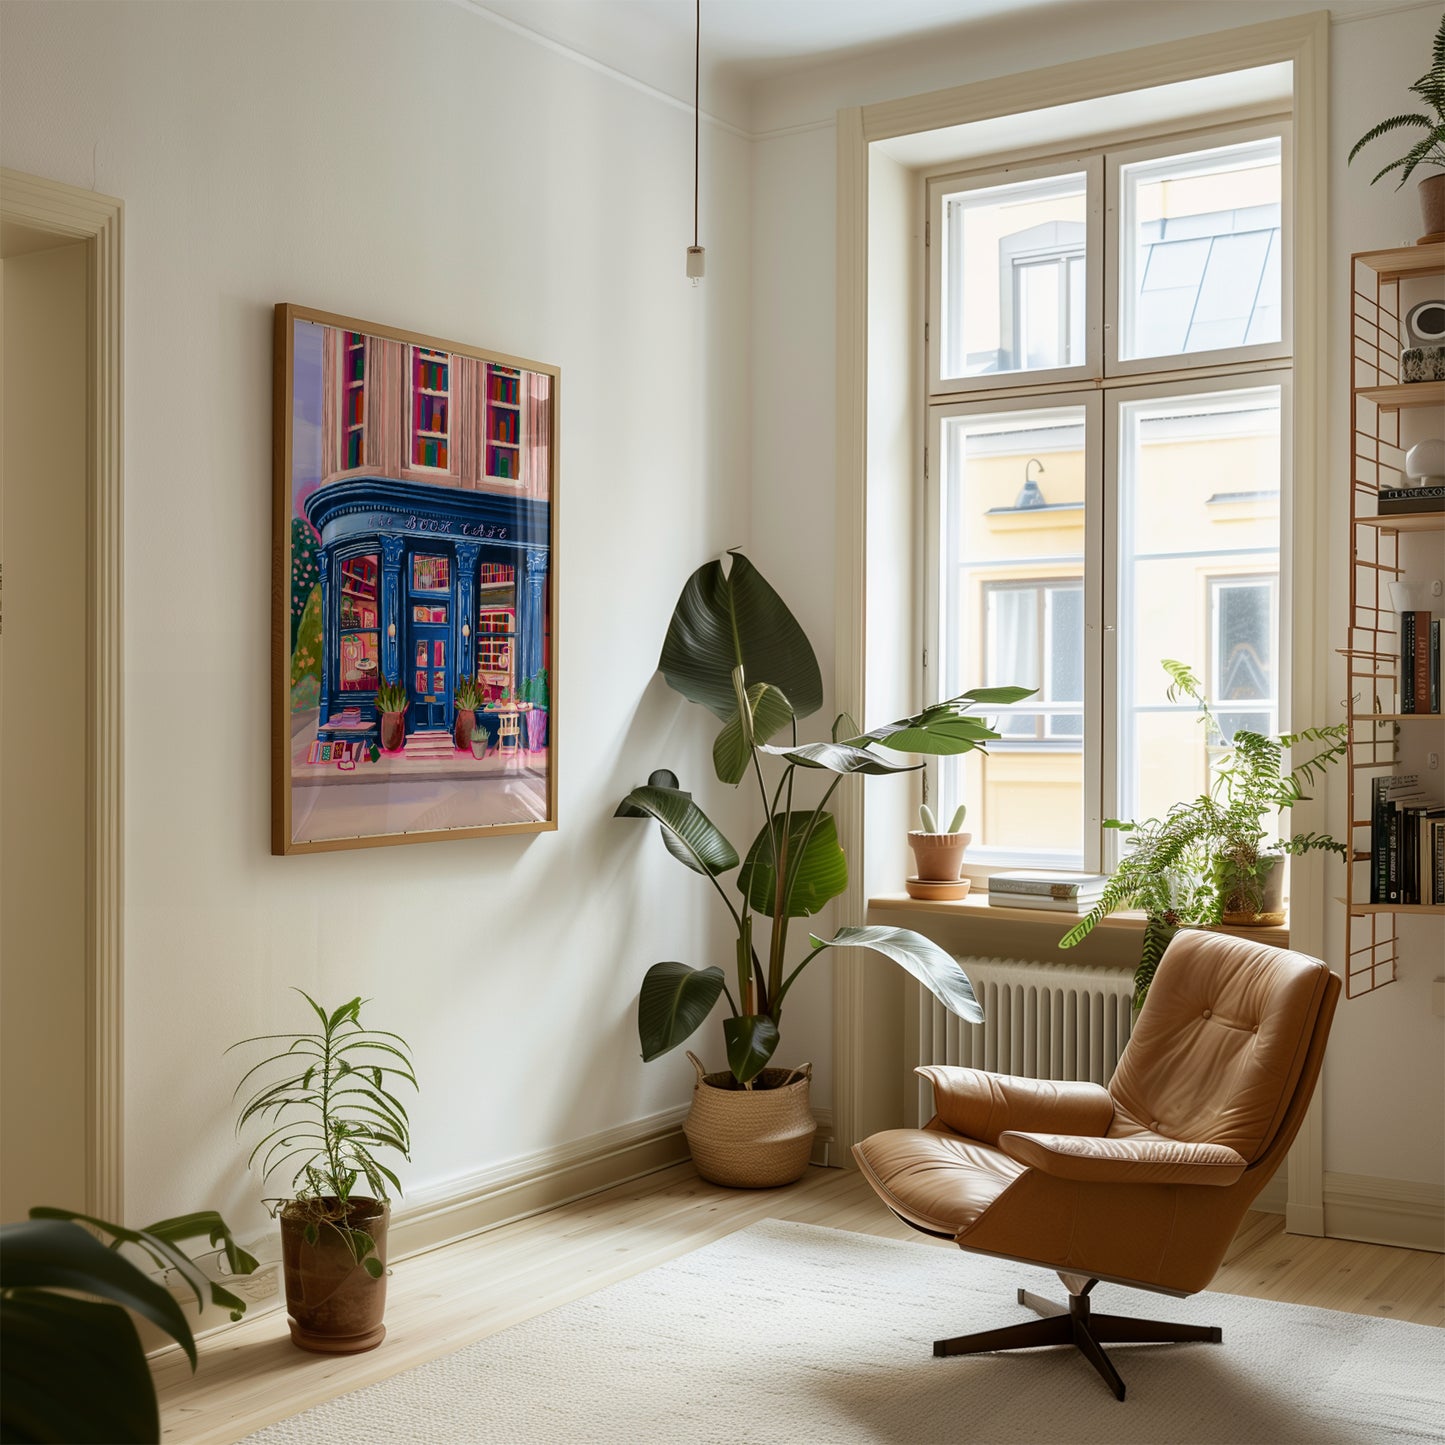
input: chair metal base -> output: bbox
[932,1278,1223,1401]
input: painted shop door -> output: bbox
[407,553,453,732]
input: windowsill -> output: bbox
[869,891,1290,948]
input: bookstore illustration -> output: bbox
[277,310,556,851]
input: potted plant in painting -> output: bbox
[454,676,482,752]
[520,671,548,751]
[1,1205,256,1443]
[1348,12,1445,239]
[375,680,408,754]
[1059,660,1347,1009]
[907,801,972,897]
[230,992,417,1354]
[617,551,1032,1187]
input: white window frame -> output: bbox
[1102,367,1291,862]
[924,118,1292,877]
[928,155,1104,397]
[925,388,1104,872]
[1106,119,1293,378]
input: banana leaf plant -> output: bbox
[618,551,1034,1087]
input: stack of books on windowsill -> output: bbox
[986,871,1109,912]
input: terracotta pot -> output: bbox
[1419,171,1445,241]
[279,1198,390,1354]
[1216,852,1286,927]
[907,830,972,881]
[453,706,476,751]
[683,1052,815,1189]
[380,711,406,753]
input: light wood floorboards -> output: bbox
[154,1163,1444,1444]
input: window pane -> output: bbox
[1117,388,1281,826]
[941,172,1087,380]
[1121,138,1282,361]
[939,405,1087,862]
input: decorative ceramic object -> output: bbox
[1405,438,1445,487]
[1401,346,1445,382]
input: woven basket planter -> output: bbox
[683,1052,816,1188]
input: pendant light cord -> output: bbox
[693,0,700,248]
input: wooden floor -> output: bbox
[155,1162,1444,1444]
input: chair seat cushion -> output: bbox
[852,1126,1025,1237]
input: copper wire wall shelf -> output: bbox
[1339,243,1445,998]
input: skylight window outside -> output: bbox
[1116,135,1285,366]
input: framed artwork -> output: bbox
[273,304,558,853]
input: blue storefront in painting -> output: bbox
[305,476,549,746]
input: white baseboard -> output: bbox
[1324,1172,1445,1253]
[152,1100,838,1353]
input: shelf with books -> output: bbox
[1341,243,1445,998]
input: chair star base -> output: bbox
[932,1278,1223,1401]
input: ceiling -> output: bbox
[472,0,1078,115]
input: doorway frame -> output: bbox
[2,168,124,1219]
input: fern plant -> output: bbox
[1060,660,1347,1007]
[230,992,417,1272]
[1347,12,1445,188]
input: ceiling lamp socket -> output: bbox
[686,245,706,284]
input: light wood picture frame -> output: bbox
[272,304,559,854]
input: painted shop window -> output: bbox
[413,604,447,624]
[477,607,515,693]
[412,554,450,593]
[412,348,450,470]
[338,553,379,692]
[343,332,365,469]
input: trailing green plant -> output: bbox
[375,680,408,714]
[454,676,483,711]
[918,802,967,834]
[230,992,418,1273]
[1060,659,1347,1008]
[619,550,1035,1087]
[1,1206,256,1443]
[1347,12,1445,188]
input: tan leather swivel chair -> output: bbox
[854,930,1340,1400]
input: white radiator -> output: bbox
[916,956,1135,1126]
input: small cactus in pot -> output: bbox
[908,802,972,882]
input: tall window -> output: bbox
[927,122,1288,870]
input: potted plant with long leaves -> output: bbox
[1059,660,1347,1009]
[454,675,482,752]
[375,680,409,754]
[617,551,1031,1187]
[0,1206,256,1443]
[230,992,417,1354]
[1348,12,1445,238]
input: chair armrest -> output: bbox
[998,1131,1248,1186]
[916,1066,1114,1145]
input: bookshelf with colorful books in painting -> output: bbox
[1341,243,1445,998]
[475,560,517,699]
[485,364,522,484]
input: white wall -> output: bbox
[0,0,754,1234]
[747,2,1444,1189]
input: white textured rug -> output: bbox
[243,1220,1444,1444]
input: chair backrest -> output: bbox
[1107,931,1336,1165]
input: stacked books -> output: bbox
[987,871,1108,912]
[1398,610,1442,715]
[1369,773,1445,905]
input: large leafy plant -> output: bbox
[1347,12,1445,188]
[1060,659,1346,1005]
[619,551,1033,1086]
[0,1206,256,1443]
[231,992,417,1273]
